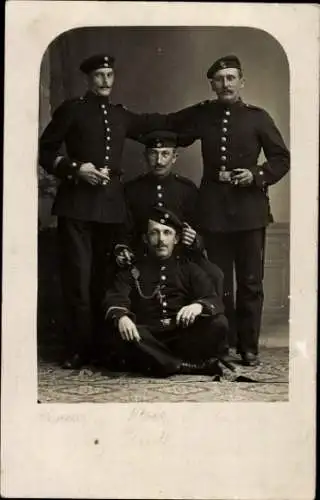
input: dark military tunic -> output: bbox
[164,98,290,355]
[104,255,227,374]
[105,254,223,329]
[165,99,290,232]
[124,171,198,237]
[122,171,224,296]
[38,91,165,361]
[39,91,165,223]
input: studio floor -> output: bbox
[38,317,289,403]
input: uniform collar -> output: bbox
[85,90,110,105]
[146,171,175,184]
[142,250,180,267]
[214,97,244,110]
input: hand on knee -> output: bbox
[118,316,141,342]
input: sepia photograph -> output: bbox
[2,3,317,499]
[38,26,290,403]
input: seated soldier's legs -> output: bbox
[105,325,181,377]
[163,315,229,363]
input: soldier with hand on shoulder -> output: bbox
[39,54,166,370]
[163,55,290,365]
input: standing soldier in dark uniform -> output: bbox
[164,55,290,365]
[114,130,224,298]
[39,54,165,369]
[104,207,228,377]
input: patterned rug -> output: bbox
[38,346,289,403]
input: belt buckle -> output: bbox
[219,170,231,183]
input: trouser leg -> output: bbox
[90,223,124,358]
[57,217,92,359]
[203,232,236,348]
[107,326,181,377]
[165,315,229,363]
[234,228,265,355]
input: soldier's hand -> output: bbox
[230,168,254,186]
[176,303,203,328]
[118,315,141,342]
[116,248,134,268]
[182,223,197,246]
[77,162,110,186]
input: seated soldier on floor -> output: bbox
[104,207,229,377]
[114,130,224,298]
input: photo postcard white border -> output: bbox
[1,2,319,499]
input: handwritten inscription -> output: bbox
[39,412,85,423]
[126,407,168,445]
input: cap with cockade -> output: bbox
[79,54,115,74]
[140,131,179,149]
[144,206,183,233]
[207,55,242,79]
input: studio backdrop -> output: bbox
[38,26,290,319]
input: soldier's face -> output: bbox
[88,68,115,97]
[210,68,244,103]
[146,220,179,259]
[145,147,177,177]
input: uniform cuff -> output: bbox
[196,298,224,316]
[249,165,267,189]
[105,306,135,325]
[196,299,216,316]
[54,156,82,180]
[189,234,203,251]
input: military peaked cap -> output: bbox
[80,54,115,74]
[145,206,183,233]
[207,55,242,79]
[140,131,179,149]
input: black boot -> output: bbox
[179,358,223,376]
[62,352,89,370]
[240,352,260,366]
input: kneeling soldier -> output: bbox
[104,207,229,377]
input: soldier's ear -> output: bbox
[209,79,216,93]
[174,232,180,244]
[172,150,178,163]
[240,76,245,89]
[142,234,148,244]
